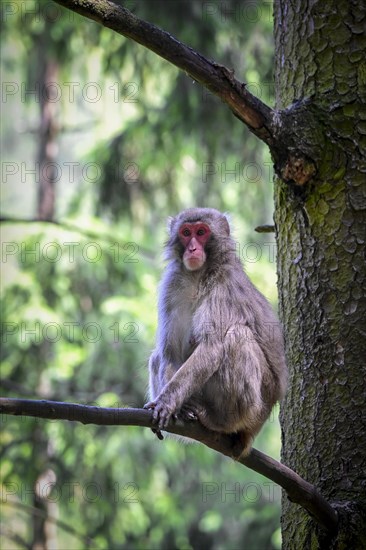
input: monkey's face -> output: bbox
[178,222,211,271]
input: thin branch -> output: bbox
[0,216,155,260]
[0,526,30,550]
[53,0,275,147]
[3,500,97,548]
[254,224,275,233]
[1,397,338,534]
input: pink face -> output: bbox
[178,222,211,271]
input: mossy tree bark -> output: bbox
[273,1,366,548]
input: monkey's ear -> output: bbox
[223,213,231,236]
[167,216,175,234]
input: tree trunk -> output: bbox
[32,35,60,550]
[37,58,59,221]
[273,0,366,548]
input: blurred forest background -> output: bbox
[1,1,282,548]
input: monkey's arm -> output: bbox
[144,343,221,429]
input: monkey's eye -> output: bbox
[181,228,191,237]
[197,228,206,236]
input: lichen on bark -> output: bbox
[274,0,366,547]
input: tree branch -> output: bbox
[1,397,338,534]
[0,216,155,260]
[53,0,275,147]
[52,0,319,186]
[254,224,275,233]
[2,500,96,548]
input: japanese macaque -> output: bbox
[144,207,287,457]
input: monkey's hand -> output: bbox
[144,399,165,439]
[144,398,175,430]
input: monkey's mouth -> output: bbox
[185,255,204,270]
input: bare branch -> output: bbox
[51,0,319,186]
[3,500,96,548]
[0,216,155,260]
[1,397,338,534]
[254,224,275,233]
[53,0,275,147]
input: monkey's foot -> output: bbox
[230,431,252,460]
[176,406,198,423]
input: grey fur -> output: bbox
[145,208,287,455]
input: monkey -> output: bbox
[144,207,287,457]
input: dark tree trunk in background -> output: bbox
[37,58,59,221]
[32,35,60,550]
[273,0,366,548]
